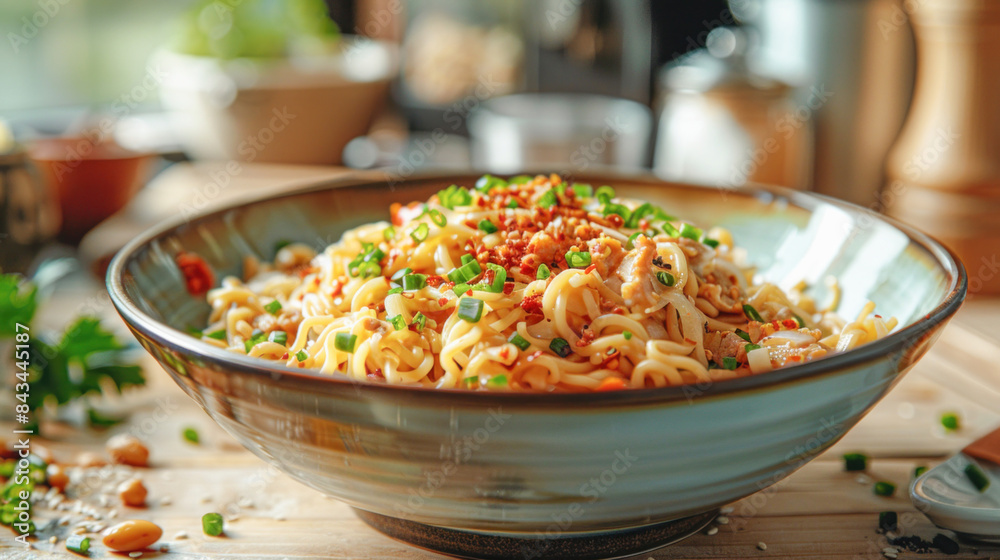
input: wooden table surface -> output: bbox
[4,164,1000,560]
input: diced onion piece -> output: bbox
[747,347,773,374]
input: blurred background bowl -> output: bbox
[107,173,965,559]
[155,36,398,165]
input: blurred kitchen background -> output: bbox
[1,0,998,292]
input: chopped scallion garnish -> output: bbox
[843,452,868,472]
[410,223,429,243]
[437,184,473,209]
[595,185,615,204]
[626,231,646,250]
[183,427,200,444]
[873,481,896,497]
[565,251,591,268]
[536,264,551,280]
[476,174,508,192]
[411,312,427,331]
[387,287,403,295]
[383,225,396,240]
[461,254,475,265]
[537,189,558,209]
[264,300,282,315]
[334,332,358,353]
[941,412,960,431]
[572,183,593,198]
[745,343,761,353]
[268,331,287,345]
[735,329,751,342]
[478,219,498,234]
[457,297,484,323]
[679,223,702,240]
[487,374,508,387]
[656,271,675,287]
[453,283,471,296]
[506,200,519,209]
[965,463,990,492]
[703,238,720,248]
[66,535,90,553]
[623,330,632,341]
[402,274,427,291]
[722,356,738,370]
[206,329,227,340]
[296,350,308,362]
[508,332,531,351]
[428,209,447,227]
[202,512,224,536]
[550,337,572,357]
[389,315,406,331]
[602,203,631,222]
[508,175,532,185]
[743,303,764,322]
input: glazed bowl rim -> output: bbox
[106,171,967,407]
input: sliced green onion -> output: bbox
[508,332,531,351]
[477,219,498,234]
[244,331,267,353]
[483,263,507,293]
[703,238,720,248]
[264,300,282,315]
[453,282,471,296]
[745,343,761,353]
[843,452,868,472]
[965,463,990,492]
[437,184,473,209]
[661,222,680,237]
[206,329,227,340]
[536,264,551,280]
[411,312,427,331]
[202,512,224,536]
[506,200,519,209]
[447,260,482,284]
[391,267,413,282]
[624,202,654,228]
[410,223,430,243]
[941,412,960,431]
[335,332,358,353]
[679,223,703,240]
[602,203,631,222]
[357,261,381,278]
[914,465,928,478]
[187,326,204,337]
[476,174,508,192]
[383,225,396,240]
[389,315,407,331]
[656,271,676,287]
[461,254,475,265]
[463,375,479,386]
[537,189,558,209]
[623,330,632,341]
[402,274,427,291]
[873,481,896,497]
[879,511,897,532]
[182,427,200,444]
[626,231,646,250]
[268,331,288,345]
[508,175,532,185]
[549,337,572,357]
[296,350,309,362]
[743,303,764,322]
[66,535,90,553]
[793,313,807,328]
[487,375,508,388]
[735,329,752,342]
[387,287,403,295]
[722,356,738,370]
[572,183,593,198]
[565,251,591,268]
[457,297,484,323]
[595,185,616,204]
[428,209,447,227]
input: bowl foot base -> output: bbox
[353,507,718,560]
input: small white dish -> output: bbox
[911,453,1000,542]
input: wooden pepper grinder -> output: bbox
[885,0,1000,294]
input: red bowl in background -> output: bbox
[29,137,152,244]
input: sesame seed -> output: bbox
[720,506,734,514]
[757,542,767,551]
[707,527,719,536]
[173,531,189,540]
[129,552,143,558]
[160,496,173,506]
[49,536,58,544]
[716,516,730,525]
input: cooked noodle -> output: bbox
[195,174,894,392]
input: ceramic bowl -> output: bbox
[107,174,966,559]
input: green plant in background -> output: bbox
[172,0,341,59]
[1,274,145,432]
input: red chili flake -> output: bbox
[788,355,802,362]
[426,275,446,288]
[465,289,473,296]
[521,294,544,315]
[368,369,385,380]
[607,214,624,228]
[526,350,544,362]
[781,319,798,330]
[584,263,598,275]
[502,282,515,295]
[639,218,650,230]
[875,314,883,319]
[330,280,343,298]
[483,268,497,286]
[576,327,596,347]
[499,347,510,360]
[438,297,449,307]
[175,252,215,296]
[281,353,289,360]
[313,277,321,286]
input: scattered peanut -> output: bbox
[46,464,69,492]
[106,435,149,467]
[75,451,107,468]
[117,478,148,507]
[102,520,163,552]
